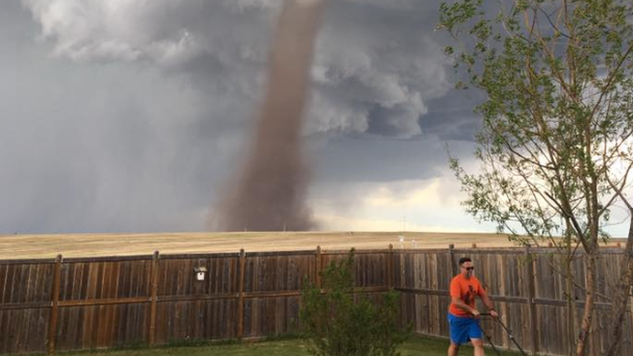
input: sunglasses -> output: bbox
[462,266,475,271]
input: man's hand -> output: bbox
[471,309,481,318]
[489,309,499,319]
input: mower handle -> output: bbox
[478,312,500,318]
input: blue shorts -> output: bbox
[448,313,482,344]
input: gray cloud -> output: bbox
[306,0,450,138]
[0,0,483,233]
[311,135,451,183]
[421,88,486,142]
[21,0,453,138]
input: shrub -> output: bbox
[299,249,411,356]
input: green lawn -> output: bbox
[54,335,520,356]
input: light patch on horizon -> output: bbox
[362,179,457,208]
[314,214,489,233]
[311,177,497,233]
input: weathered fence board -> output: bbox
[155,299,237,343]
[0,308,49,354]
[243,296,301,338]
[55,304,150,350]
[0,261,55,354]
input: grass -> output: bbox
[49,335,520,356]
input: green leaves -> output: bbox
[299,250,411,356]
[439,0,633,247]
[438,0,483,34]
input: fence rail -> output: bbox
[0,245,631,356]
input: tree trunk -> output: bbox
[563,220,578,356]
[566,238,577,356]
[605,216,633,356]
[576,248,597,356]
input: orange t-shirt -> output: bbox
[448,274,486,317]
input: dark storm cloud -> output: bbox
[421,89,486,142]
[306,0,452,138]
[312,136,448,183]
[21,0,459,138]
[0,0,484,233]
[0,2,229,233]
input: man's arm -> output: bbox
[451,296,479,316]
[479,289,499,318]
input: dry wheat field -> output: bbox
[0,231,528,259]
[0,231,624,259]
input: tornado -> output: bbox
[214,0,326,231]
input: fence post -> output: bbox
[387,244,393,290]
[148,251,159,346]
[448,244,456,276]
[237,249,246,339]
[525,245,539,355]
[315,246,322,289]
[46,254,62,355]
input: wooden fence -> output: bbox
[0,246,631,356]
[394,246,633,356]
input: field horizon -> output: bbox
[0,230,625,259]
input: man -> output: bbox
[448,257,498,356]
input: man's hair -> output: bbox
[458,257,472,266]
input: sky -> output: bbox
[1,0,625,236]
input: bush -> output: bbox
[299,249,411,356]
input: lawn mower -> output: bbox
[478,313,529,356]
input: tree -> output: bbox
[299,250,410,356]
[437,0,633,355]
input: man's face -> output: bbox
[460,261,474,278]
